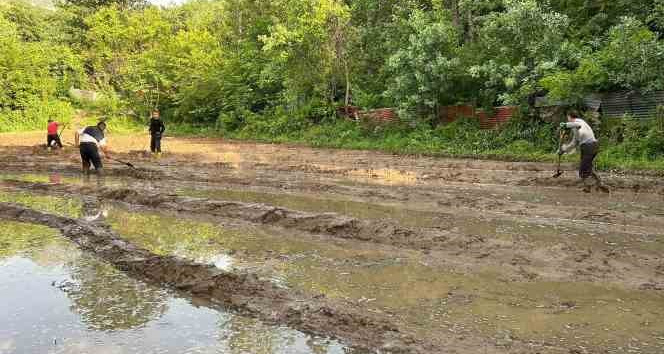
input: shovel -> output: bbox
[66,143,137,169]
[553,129,565,178]
[108,157,137,169]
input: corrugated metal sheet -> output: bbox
[438,105,475,124]
[358,108,399,123]
[534,94,602,111]
[583,95,603,111]
[602,91,664,120]
[534,96,566,108]
[357,104,517,128]
[478,106,517,129]
[437,104,517,129]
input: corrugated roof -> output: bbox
[583,95,602,111]
[535,91,664,119]
[601,91,664,120]
[534,94,602,111]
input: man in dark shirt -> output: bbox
[75,121,111,174]
[148,109,165,154]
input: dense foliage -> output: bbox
[1,0,664,168]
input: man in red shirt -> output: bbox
[47,119,63,149]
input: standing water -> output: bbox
[0,221,350,354]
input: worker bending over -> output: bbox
[75,121,111,174]
[47,119,63,149]
[558,111,608,193]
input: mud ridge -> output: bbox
[0,202,434,354]
[6,179,664,289]
[3,180,451,251]
[0,161,163,180]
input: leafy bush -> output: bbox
[0,99,75,132]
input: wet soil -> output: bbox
[3,179,663,290]
[0,203,428,353]
[0,220,349,354]
[99,205,664,354]
[2,134,664,353]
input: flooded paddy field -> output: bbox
[1,133,664,353]
[0,221,349,354]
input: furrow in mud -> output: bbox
[2,180,449,251]
[0,202,431,354]
[5,179,664,289]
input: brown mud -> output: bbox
[2,134,664,353]
[1,179,450,250]
[3,178,663,291]
[0,202,427,353]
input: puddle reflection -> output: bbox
[105,207,664,353]
[0,221,351,354]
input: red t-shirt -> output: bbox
[47,121,59,135]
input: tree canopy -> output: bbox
[2,0,664,129]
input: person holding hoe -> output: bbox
[557,110,609,193]
[75,121,111,174]
[148,109,165,155]
[47,118,63,149]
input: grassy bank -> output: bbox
[5,101,663,172]
[166,115,664,173]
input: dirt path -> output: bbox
[2,133,664,353]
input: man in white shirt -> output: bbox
[557,111,607,193]
[75,121,111,174]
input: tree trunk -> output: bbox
[449,0,460,31]
[344,59,351,108]
[466,7,474,43]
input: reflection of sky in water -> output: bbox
[0,224,348,354]
[209,253,234,271]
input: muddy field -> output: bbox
[1,131,664,353]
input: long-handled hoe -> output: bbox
[553,128,565,178]
[67,139,137,170]
[56,124,68,148]
[108,157,137,169]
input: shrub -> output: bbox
[0,99,75,132]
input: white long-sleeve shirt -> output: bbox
[77,127,107,147]
[561,118,597,154]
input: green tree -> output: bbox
[469,0,569,106]
[548,0,654,38]
[59,0,148,11]
[260,0,350,110]
[597,17,664,92]
[0,10,83,130]
[541,17,664,100]
[384,9,466,120]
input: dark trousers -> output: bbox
[47,134,62,148]
[579,141,599,180]
[150,135,162,153]
[80,142,103,172]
